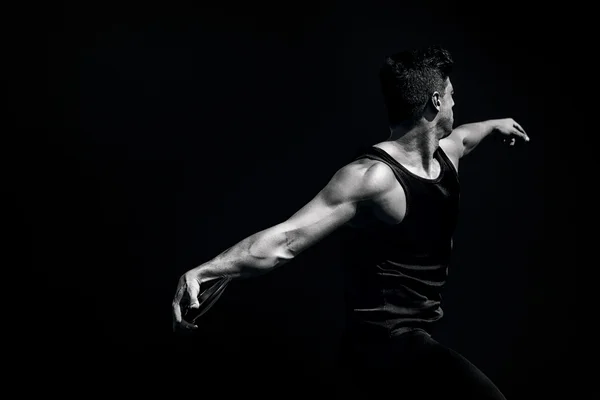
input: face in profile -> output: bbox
[438,79,455,138]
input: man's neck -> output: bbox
[386,123,441,173]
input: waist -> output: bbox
[345,281,445,338]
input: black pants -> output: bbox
[339,330,507,399]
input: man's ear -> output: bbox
[431,91,441,111]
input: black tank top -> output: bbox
[341,145,460,339]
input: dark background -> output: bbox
[7,0,571,397]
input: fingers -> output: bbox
[172,275,199,331]
[172,276,186,324]
[177,319,199,331]
[512,120,529,142]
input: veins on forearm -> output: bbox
[214,241,245,266]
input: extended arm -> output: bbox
[172,162,396,329]
[444,118,529,159]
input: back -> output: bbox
[341,145,460,339]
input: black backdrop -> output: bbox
[7,0,571,397]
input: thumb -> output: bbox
[187,280,201,309]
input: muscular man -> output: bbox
[172,46,529,398]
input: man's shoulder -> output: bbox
[334,157,397,200]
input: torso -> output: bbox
[341,140,461,338]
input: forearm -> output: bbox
[196,228,293,282]
[457,119,501,155]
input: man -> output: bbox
[172,46,528,398]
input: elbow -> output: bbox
[282,231,300,258]
[247,230,295,269]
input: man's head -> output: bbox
[380,46,455,138]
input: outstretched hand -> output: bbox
[494,118,530,146]
[172,269,202,331]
